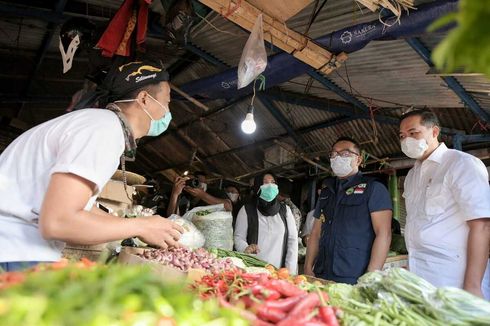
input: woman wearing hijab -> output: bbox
[234,173,298,274]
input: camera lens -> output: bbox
[186,178,200,188]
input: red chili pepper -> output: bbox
[289,292,320,317]
[276,315,310,326]
[218,297,257,322]
[267,279,306,297]
[303,321,327,326]
[319,306,339,326]
[263,295,305,312]
[257,306,287,323]
[253,320,275,326]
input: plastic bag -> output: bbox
[237,14,267,89]
[168,214,206,249]
[183,204,233,250]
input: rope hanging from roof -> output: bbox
[355,0,416,26]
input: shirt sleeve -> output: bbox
[449,156,490,220]
[50,119,124,194]
[233,206,249,252]
[368,181,393,213]
[284,206,299,275]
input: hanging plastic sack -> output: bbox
[237,14,267,89]
[183,204,233,250]
[168,214,206,249]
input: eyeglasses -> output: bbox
[329,150,360,159]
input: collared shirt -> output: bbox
[403,143,490,288]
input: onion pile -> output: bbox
[138,247,235,273]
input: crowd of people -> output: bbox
[0,60,488,300]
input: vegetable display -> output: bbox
[325,268,490,326]
[0,262,246,326]
[208,248,270,267]
[193,269,340,326]
[138,247,235,273]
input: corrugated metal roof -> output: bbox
[1,0,489,181]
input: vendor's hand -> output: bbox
[184,186,205,198]
[137,216,185,249]
[172,176,189,196]
[244,244,260,254]
[303,264,315,277]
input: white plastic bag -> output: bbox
[183,204,234,250]
[168,214,206,249]
[237,14,267,89]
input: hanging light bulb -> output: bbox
[241,105,256,134]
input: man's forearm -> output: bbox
[199,192,232,211]
[167,193,179,216]
[367,232,391,272]
[464,219,490,296]
[305,234,320,271]
[40,210,142,245]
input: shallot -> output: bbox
[138,247,234,272]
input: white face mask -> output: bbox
[227,192,239,203]
[200,183,208,192]
[401,137,428,159]
[330,156,354,177]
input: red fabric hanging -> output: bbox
[96,0,152,57]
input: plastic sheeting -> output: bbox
[180,0,457,100]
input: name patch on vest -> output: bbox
[346,183,367,195]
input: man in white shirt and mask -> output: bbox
[400,109,490,298]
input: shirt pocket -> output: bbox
[333,234,370,278]
[425,182,449,216]
[338,195,366,229]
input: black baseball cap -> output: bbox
[106,60,170,101]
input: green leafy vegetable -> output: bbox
[430,0,490,78]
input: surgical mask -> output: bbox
[115,94,172,137]
[259,183,279,202]
[200,183,208,192]
[330,156,354,177]
[227,192,239,203]
[142,94,172,137]
[401,137,428,159]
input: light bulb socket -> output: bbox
[247,105,254,114]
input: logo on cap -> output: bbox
[125,65,162,81]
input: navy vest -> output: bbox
[313,173,377,284]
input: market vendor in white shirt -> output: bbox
[0,60,185,271]
[399,109,490,298]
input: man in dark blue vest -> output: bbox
[304,137,392,284]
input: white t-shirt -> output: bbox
[0,109,125,262]
[234,205,298,274]
[403,143,490,288]
[301,209,315,236]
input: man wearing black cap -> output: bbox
[0,61,185,271]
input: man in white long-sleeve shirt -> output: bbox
[400,109,490,298]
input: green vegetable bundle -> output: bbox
[208,248,269,267]
[0,264,246,326]
[325,268,490,326]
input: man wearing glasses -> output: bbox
[304,137,393,284]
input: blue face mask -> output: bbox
[114,94,172,137]
[259,183,279,202]
[143,94,172,137]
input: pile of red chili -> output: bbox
[193,270,340,326]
